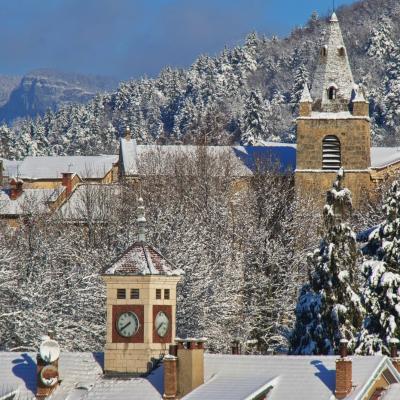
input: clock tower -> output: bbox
[102,198,182,374]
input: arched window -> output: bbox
[321,45,328,57]
[328,86,337,100]
[338,46,345,56]
[322,135,341,170]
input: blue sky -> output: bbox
[0,0,358,80]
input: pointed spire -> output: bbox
[137,197,146,242]
[300,83,313,103]
[310,11,354,112]
[353,84,366,102]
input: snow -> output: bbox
[120,137,138,176]
[16,155,118,180]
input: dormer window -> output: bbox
[338,46,345,56]
[328,86,337,100]
[321,45,328,57]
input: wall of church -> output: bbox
[297,117,371,170]
[295,170,373,208]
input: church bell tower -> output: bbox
[295,12,371,206]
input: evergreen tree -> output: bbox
[290,169,363,354]
[356,181,400,355]
[367,16,395,60]
[240,90,267,145]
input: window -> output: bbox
[130,288,140,299]
[321,46,327,57]
[164,289,170,300]
[156,289,162,300]
[322,135,341,170]
[117,288,126,299]
[338,46,345,56]
[328,86,337,100]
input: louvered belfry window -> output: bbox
[322,135,341,170]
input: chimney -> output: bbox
[335,339,352,399]
[390,338,400,373]
[163,345,178,400]
[36,335,60,399]
[9,178,23,200]
[174,338,206,398]
[231,338,241,355]
[124,126,132,141]
[62,173,73,197]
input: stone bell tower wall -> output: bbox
[296,116,371,170]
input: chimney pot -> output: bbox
[390,338,400,373]
[169,344,178,357]
[231,339,241,355]
[9,178,23,200]
[163,355,178,400]
[62,173,73,196]
[339,338,348,358]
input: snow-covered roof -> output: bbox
[135,144,296,176]
[370,147,400,169]
[0,352,162,400]
[1,352,397,400]
[184,354,400,400]
[14,155,118,180]
[1,158,22,177]
[119,137,138,176]
[58,183,121,221]
[103,242,182,276]
[0,187,64,216]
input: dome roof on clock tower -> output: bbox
[103,197,183,276]
[103,241,183,276]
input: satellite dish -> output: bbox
[39,339,60,363]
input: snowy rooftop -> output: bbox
[132,143,297,176]
[0,187,64,216]
[120,137,138,176]
[10,155,118,180]
[58,183,121,221]
[103,242,182,276]
[370,147,400,169]
[0,352,162,400]
[1,352,399,400]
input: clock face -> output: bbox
[155,311,169,337]
[116,311,140,337]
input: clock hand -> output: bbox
[121,321,131,331]
[157,322,166,331]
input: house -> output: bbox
[1,155,119,189]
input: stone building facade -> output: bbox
[295,12,375,207]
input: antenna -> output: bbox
[333,0,335,12]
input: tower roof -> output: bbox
[103,242,183,276]
[300,83,313,103]
[103,197,183,276]
[310,13,355,112]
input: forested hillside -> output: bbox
[2,0,400,159]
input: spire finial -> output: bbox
[137,197,146,242]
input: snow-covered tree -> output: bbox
[290,169,364,355]
[240,90,267,145]
[356,181,400,354]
